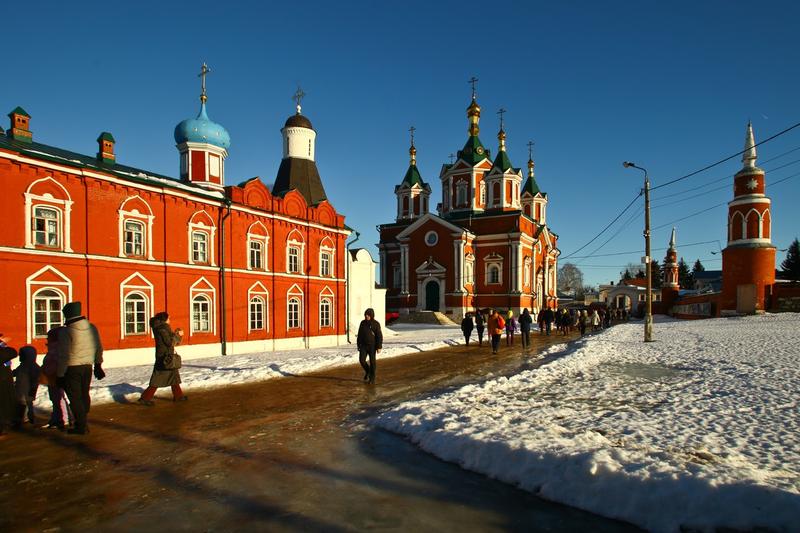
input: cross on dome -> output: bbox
[293,86,306,114]
[468,76,478,100]
[198,63,211,103]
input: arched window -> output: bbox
[192,294,212,333]
[288,297,301,329]
[320,298,332,328]
[124,292,148,335]
[32,288,64,338]
[488,264,500,284]
[402,196,409,216]
[456,181,468,206]
[250,296,265,330]
[492,182,500,205]
[124,220,145,257]
[33,206,61,248]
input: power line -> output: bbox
[565,239,720,259]
[559,192,642,260]
[651,120,800,191]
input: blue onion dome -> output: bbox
[174,102,231,149]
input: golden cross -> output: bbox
[527,140,535,160]
[497,108,507,130]
[468,76,478,99]
[198,63,211,103]
[409,126,416,146]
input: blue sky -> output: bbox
[3,1,799,286]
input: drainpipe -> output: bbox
[345,230,360,343]
[220,198,232,356]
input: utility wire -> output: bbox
[566,239,720,259]
[651,120,800,191]
[559,192,642,260]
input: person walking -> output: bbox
[138,312,186,405]
[487,309,505,354]
[505,311,517,346]
[591,309,600,332]
[460,313,474,346]
[12,346,40,427]
[0,347,17,436]
[474,311,485,346]
[56,302,104,435]
[519,308,532,350]
[579,310,588,336]
[41,328,71,430]
[542,307,555,336]
[357,308,383,385]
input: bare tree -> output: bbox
[558,263,584,294]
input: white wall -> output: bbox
[348,248,387,333]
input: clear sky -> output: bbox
[3,1,799,286]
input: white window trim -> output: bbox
[188,211,217,266]
[119,272,154,338]
[118,196,155,260]
[31,288,66,340]
[286,240,305,274]
[246,222,270,271]
[319,237,335,277]
[24,177,74,252]
[122,291,149,337]
[26,265,73,343]
[287,284,304,331]
[189,277,217,336]
[319,286,335,329]
[248,282,270,333]
[524,257,532,289]
[464,253,475,285]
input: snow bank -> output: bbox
[32,323,463,407]
[374,314,800,532]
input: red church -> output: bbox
[0,67,349,367]
[378,89,559,319]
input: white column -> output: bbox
[400,244,409,294]
[513,242,522,293]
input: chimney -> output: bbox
[97,132,115,164]
[8,106,32,143]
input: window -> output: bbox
[33,206,60,247]
[479,182,486,206]
[288,246,301,273]
[192,231,209,263]
[249,240,263,270]
[321,252,331,277]
[250,296,265,330]
[456,181,467,206]
[320,298,332,327]
[124,293,147,335]
[492,183,501,205]
[425,231,438,246]
[32,289,63,338]
[488,264,501,284]
[392,263,401,288]
[192,295,211,332]
[288,297,301,329]
[124,220,145,257]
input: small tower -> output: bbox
[520,141,548,222]
[483,109,523,211]
[272,87,328,205]
[7,106,32,143]
[661,227,681,312]
[395,127,431,221]
[721,122,776,313]
[96,132,116,165]
[174,63,231,191]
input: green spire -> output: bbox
[8,106,30,118]
[400,128,427,188]
[522,145,541,195]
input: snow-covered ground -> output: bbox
[32,324,463,407]
[374,314,800,533]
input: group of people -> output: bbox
[0,301,190,437]
[460,308,536,354]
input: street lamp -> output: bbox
[623,161,654,342]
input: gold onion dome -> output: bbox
[467,99,481,136]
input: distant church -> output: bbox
[378,86,559,319]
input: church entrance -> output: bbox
[425,280,440,312]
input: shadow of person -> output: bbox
[108,383,144,404]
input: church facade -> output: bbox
[0,68,349,367]
[378,92,559,319]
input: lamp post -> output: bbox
[623,161,654,342]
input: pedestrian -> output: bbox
[505,310,516,346]
[474,310,485,346]
[537,308,545,335]
[137,312,186,405]
[519,308,532,349]
[357,308,383,385]
[487,309,505,354]
[542,307,555,336]
[0,347,17,436]
[12,346,40,427]
[591,309,600,332]
[460,313,474,346]
[56,301,105,435]
[0,333,11,368]
[580,310,588,336]
[41,328,71,430]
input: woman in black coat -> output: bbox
[137,312,186,405]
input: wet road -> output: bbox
[0,331,640,532]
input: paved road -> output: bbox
[0,331,640,532]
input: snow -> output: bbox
[373,314,800,533]
[32,323,462,407]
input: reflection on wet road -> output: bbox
[0,331,640,531]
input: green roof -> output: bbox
[97,131,115,142]
[492,149,513,172]
[400,163,427,188]
[457,135,490,165]
[522,174,541,195]
[8,106,30,118]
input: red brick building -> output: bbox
[378,93,559,319]
[0,74,349,367]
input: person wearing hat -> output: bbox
[12,345,40,427]
[56,301,104,435]
[0,346,18,435]
[356,308,383,385]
